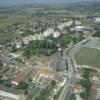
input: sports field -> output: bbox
[75,47,100,68]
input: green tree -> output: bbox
[80,91,88,100]
[16,81,28,90]
[69,94,76,100]
[3,80,12,87]
[21,40,25,47]
[51,80,56,87]
[12,44,17,52]
[24,47,31,59]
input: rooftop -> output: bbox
[0,85,24,95]
[12,68,33,85]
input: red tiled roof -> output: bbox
[75,84,82,90]
[89,84,97,100]
[92,71,100,78]
[12,68,32,84]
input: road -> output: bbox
[60,38,91,100]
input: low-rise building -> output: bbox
[74,84,84,94]
[0,85,25,100]
[96,89,100,100]
[12,68,33,85]
[91,71,100,83]
[22,34,44,45]
[95,17,100,23]
[74,84,84,100]
[53,31,60,38]
[43,28,54,37]
[58,21,73,30]
[75,95,82,100]
[71,26,93,34]
[15,41,22,49]
[88,84,97,100]
[74,20,82,25]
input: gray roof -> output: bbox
[0,85,24,95]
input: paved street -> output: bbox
[60,38,92,100]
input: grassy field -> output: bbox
[0,7,33,44]
[0,32,17,44]
[75,47,100,68]
[0,14,31,29]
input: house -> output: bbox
[0,50,18,64]
[74,84,84,94]
[95,17,100,23]
[2,53,19,64]
[35,34,44,40]
[22,34,44,45]
[88,84,97,100]
[75,95,82,100]
[92,72,100,82]
[74,20,82,25]
[58,21,73,30]
[43,28,54,37]
[74,26,85,31]
[96,89,100,100]
[53,31,60,38]
[92,73,99,81]
[74,84,84,100]
[15,41,22,49]
[72,25,92,33]
[43,28,60,38]
[66,20,73,27]
[12,68,33,85]
[0,85,25,100]
[0,50,9,57]
[6,53,19,60]
[58,23,66,30]
[91,71,100,95]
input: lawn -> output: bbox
[0,14,30,29]
[0,32,17,44]
[75,47,100,68]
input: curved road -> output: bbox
[60,38,90,100]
